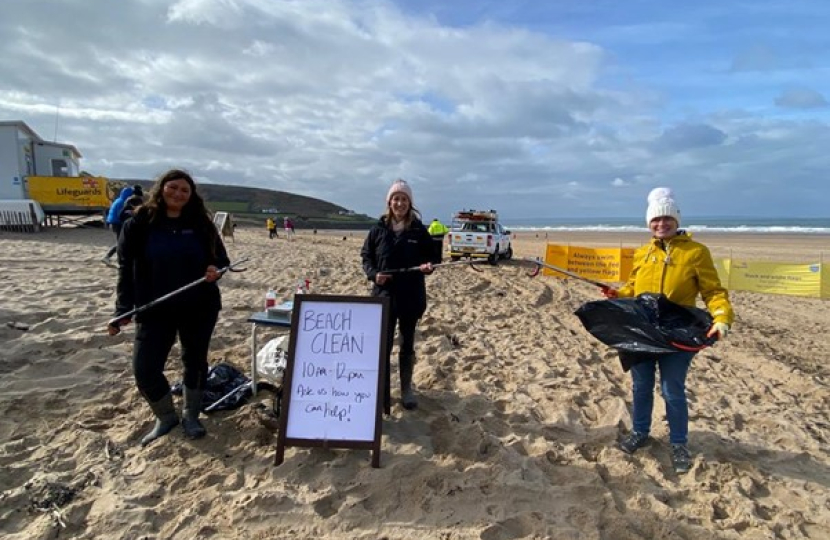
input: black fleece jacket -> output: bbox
[361,217,433,319]
[115,211,230,322]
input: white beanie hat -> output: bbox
[386,178,413,204]
[646,187,681,226]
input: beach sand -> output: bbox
[1,226,828,539]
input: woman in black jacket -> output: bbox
[361,179,434,411]
[107,169,230,446]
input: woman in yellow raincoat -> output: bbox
[602,187,734,474]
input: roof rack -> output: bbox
[453,209,498,221]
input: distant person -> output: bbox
[266,217,277,239]
[427,217,449,263]
[107,169,230,446]
[361,179,434,411]
[284,217,295,239]
[119,186,145,224]
[600,187,734,474]
[102,186,136,266]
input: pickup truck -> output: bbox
[448,210,513,264]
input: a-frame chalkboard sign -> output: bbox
[275,294,390,468]
[212,211,234,242]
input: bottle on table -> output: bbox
[265,289,277,309]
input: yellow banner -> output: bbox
[544,244,635,283]
[713,258,731,288]
[542,243,829,299]
[27,176,111,208]
[725,260,822,298]
[545,244,569,271]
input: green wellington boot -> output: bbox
[141,393,180,446]
[182,387,207,439]
[400,353,418,410]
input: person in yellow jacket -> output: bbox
[427,218,449,263]
[266,217,277,239]
[601,187,734,474]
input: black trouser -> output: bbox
[132,309,219,403]
[430,235,445,264]
[106,223,122,259]
[383,306,419,409]
[385,311,418,360]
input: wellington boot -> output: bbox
[141,393,180,447]
[182,387,206,439]
[400,353,418,410]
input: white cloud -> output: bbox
[0,0,828,218]
[775,88,828,109]
[167,0,247,27]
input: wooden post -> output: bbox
[728,249,733,290]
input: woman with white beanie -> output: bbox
[601,187,734,474]
[361,179,434,412]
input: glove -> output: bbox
[707,322,730,340]
[600,286,618,299]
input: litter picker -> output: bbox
[107,257,250,329]
[383,259,488,274]
[517,257,610,288]
[204,381,253,412]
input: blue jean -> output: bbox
[629,351,695,444]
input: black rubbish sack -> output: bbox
[575,293,716,366]
[172,363,253,412]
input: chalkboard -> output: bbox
[275,294,389,467]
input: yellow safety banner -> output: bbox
[725,260,822,298]
[27,176,111,208]
[713,258,731,288]
[542,243,828,299]
[544,244,635,283]
[544,244,569,272]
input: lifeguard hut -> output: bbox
[0,120,110,229]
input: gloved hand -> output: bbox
[707,322,730,340]
[600,286,618,298]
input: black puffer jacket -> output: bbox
[361,217,434,319]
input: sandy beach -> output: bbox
[1,226,828,539]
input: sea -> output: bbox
[501,217,830,235]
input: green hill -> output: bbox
[111,178,376,230]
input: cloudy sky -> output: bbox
[2,0,828,220]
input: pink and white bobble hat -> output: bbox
[386,179,413,204]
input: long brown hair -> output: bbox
[138,169,220,255]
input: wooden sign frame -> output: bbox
[275,294,390,468]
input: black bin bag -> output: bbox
[172,363,253,412]
[575,293,716,368]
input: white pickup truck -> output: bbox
[448,210,513,264]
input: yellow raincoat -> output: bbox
[618,233,734,325]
